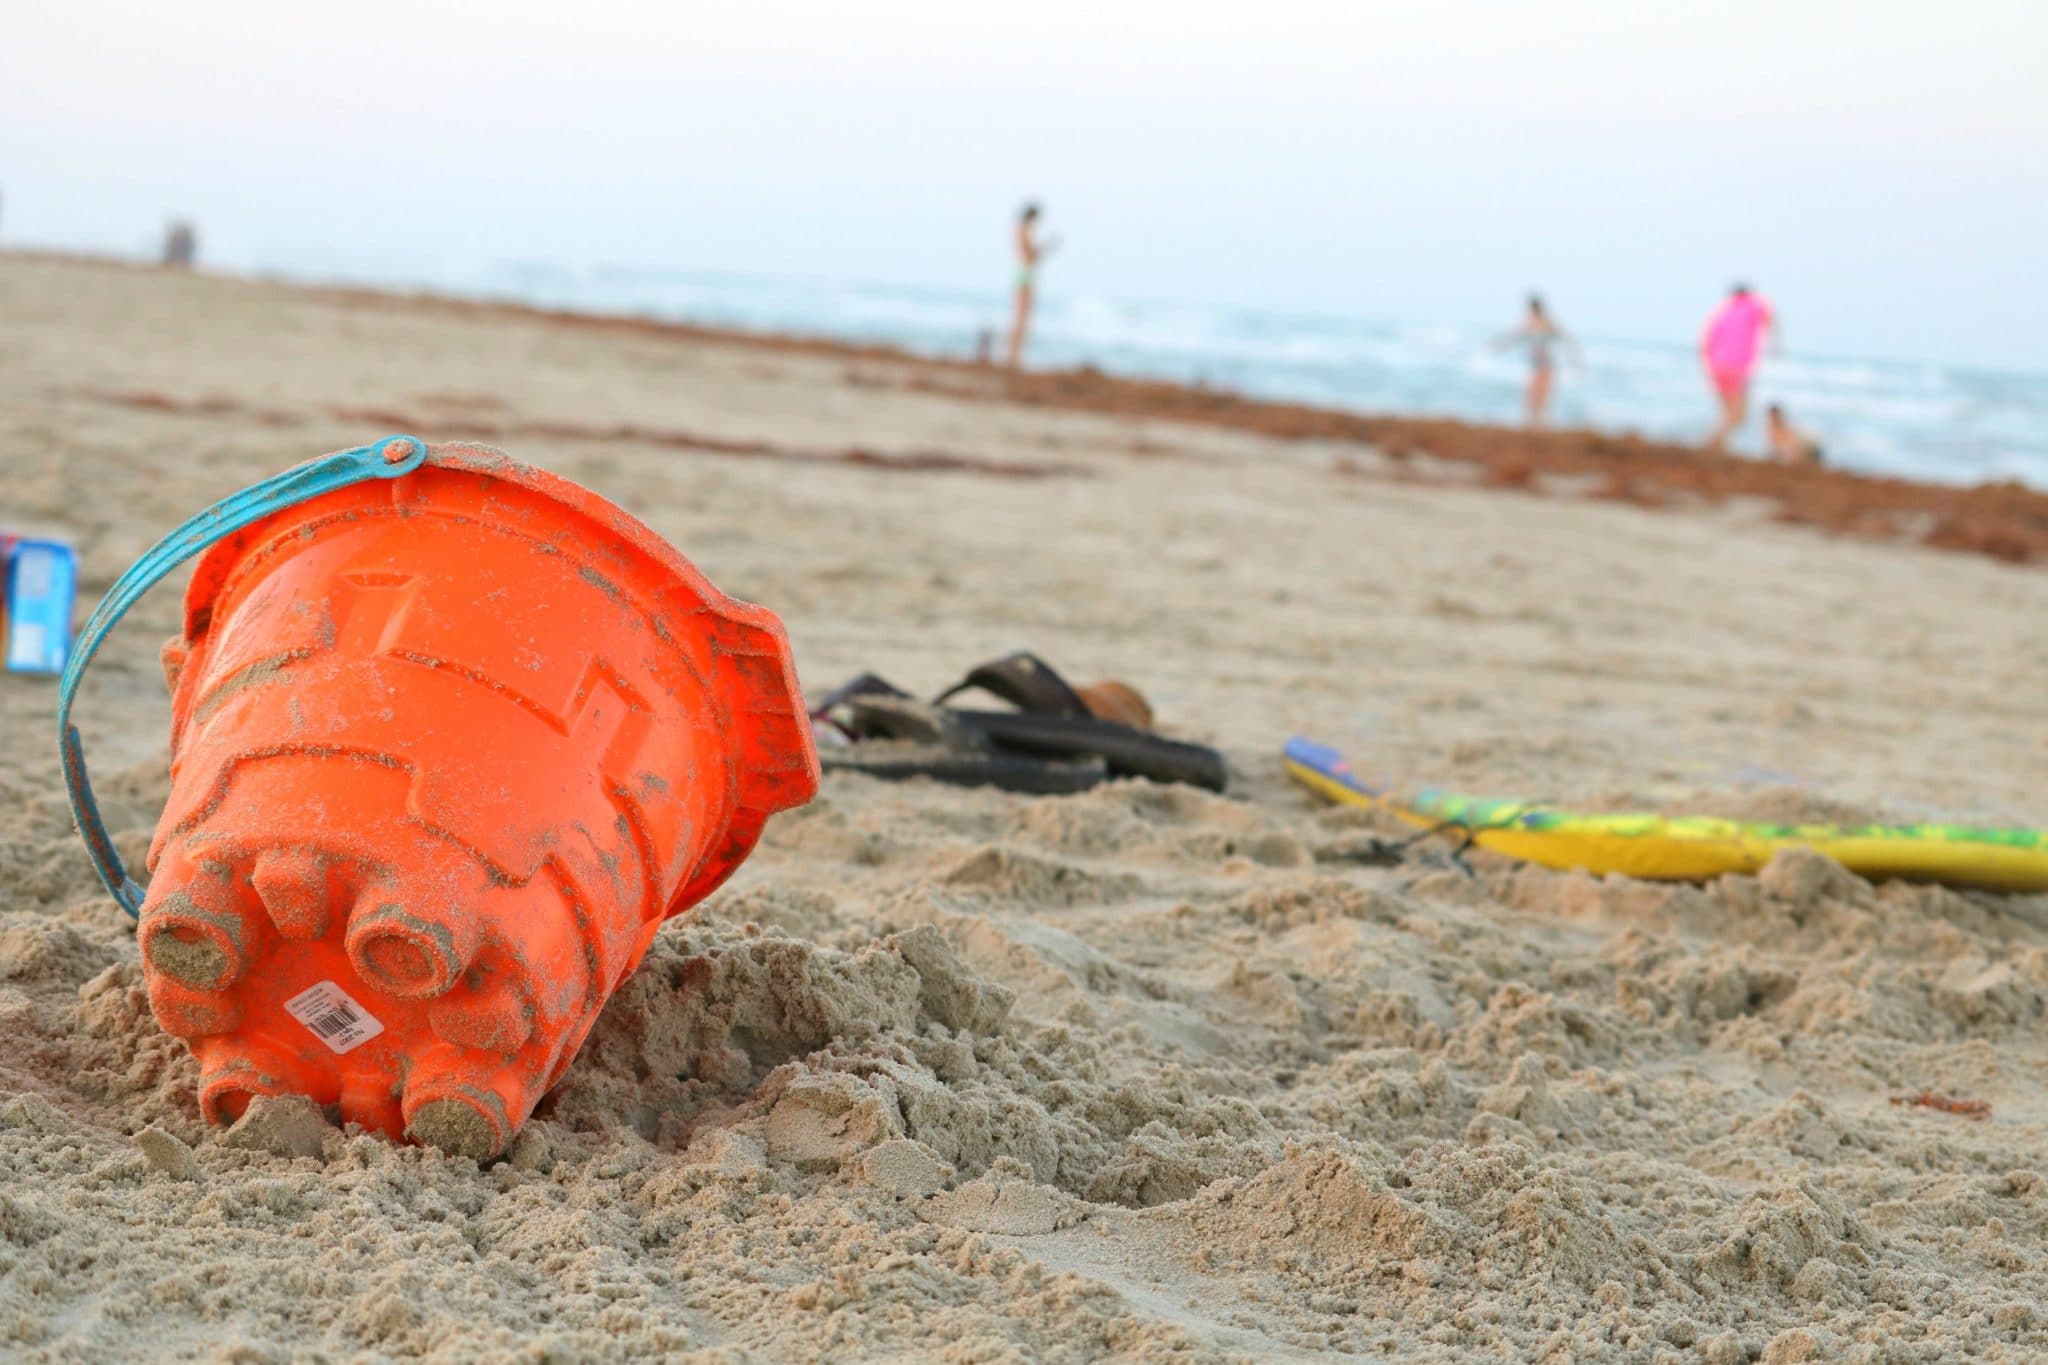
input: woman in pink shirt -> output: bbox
[1701,284,1779,451]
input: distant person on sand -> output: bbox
[1004,202,1058,370]
[1701,284,1778,451]
[1765,403,1823,466]
[162,219,197,269]
[1497,293,1578,428]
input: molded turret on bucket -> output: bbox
[133,442,818,1158]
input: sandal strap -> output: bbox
[933,651,1089,718]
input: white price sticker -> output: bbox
[284,980,386,1054]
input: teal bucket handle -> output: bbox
[59,436,430,918]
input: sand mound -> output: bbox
[11,764,2046,1358]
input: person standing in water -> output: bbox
[1497,293,1578,428]
[1004,202,1057,370]
[1701,284,1778,450]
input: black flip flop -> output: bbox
[817,691,1110,794]
[822,745,1108,795]
[811,653,1227,795]
[934,653,1227,792]
[946,709,1227,791]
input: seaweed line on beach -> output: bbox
[69,387,1087,483]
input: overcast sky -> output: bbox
[7,1,2045,369]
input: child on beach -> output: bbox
[1701,285,1777,451]
[1766,403,1824,465]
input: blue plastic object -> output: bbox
[3,538,79,675]
[58,436,430,917]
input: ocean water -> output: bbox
[243,249,2048,488]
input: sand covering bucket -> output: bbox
[60,437,819,1158]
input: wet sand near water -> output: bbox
[3,252,2048,1360]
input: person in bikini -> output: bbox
[1004,202,1058,370]
[1701,284,1779,451]
[1498,293,1579,428]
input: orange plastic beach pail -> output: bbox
[65,438,818,1158]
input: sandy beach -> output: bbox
[5,251,2048,1360]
